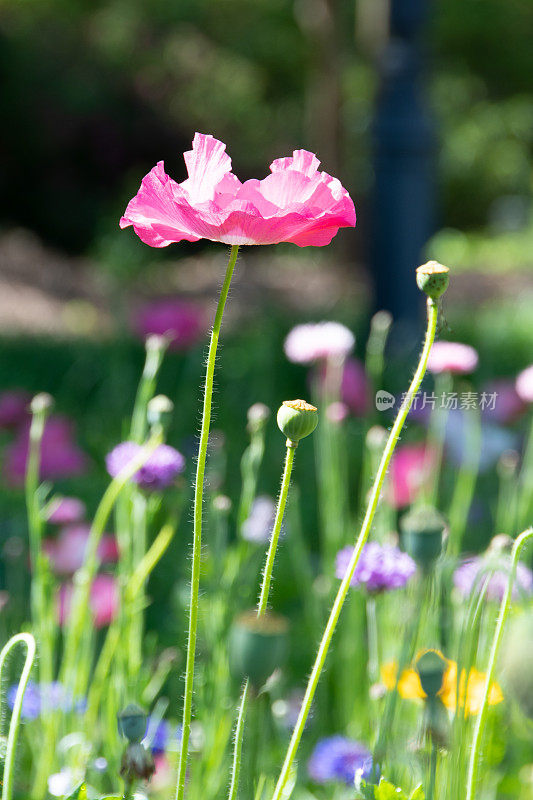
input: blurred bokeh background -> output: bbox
[0,0,532,541]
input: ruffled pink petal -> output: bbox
[270,150,321,177]
[120,163,202,247]
[181,133,233,203]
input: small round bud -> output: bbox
[366,425,388,451]
[497,449,519,479]
[229,610,289,689]
[277,399,318,446]
[415,650,448,699]
[400,506,446,569]
[30,392,54,416]
[147,394,174,431]
[488,533,514,553]
[213,494,232,513]
[117,703,147,743]
[145,333,168,353]
[416,261,450,300]
[247,403,270,433]
[120,742,155,782]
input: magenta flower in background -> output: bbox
[325,401,350,424]
[427,341,479,375]
[516,364,533,404]
[339,357,369,416]
[132,299,206,351]
[106,441,185,490]
[454,556,533,602]
[120,133,355,248]
[0,390,31,429]
[43,525,118,575]
[46,496,86,526]
[388,443,435,509]
[481,379,526,424]
[335,542,416,593]
[308,735,374,785]
[58,574,119,629]
[4,416,88,485]
[284,322,355,364]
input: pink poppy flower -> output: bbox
[132,299,206,350]
[388,444,435,509]
[427,342,478,375]
[0,390,31,429]
[516,364,533,404]
[46,497,86,526]
[58,574,119,629]
[285,322,355,364]
[120,133,355,248]
[43,525,118,575]
[4,416,88,485]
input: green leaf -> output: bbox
[374,779,407,800]
[63,784,86,800]
[409,785,426,800]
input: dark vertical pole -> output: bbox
[371,0,435,335]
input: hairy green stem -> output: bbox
[175,244,239,800]
[227,680,250,800]
[0,633,37,800]
[465,527,533,800]
[271,297,439,800]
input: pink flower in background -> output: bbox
[326,402,349,424]
[58,574,119,628]
[43,525,118,575]
[120,133,355,248]
[388,444,435,509]
[284,322,355,364]
[427,342,478,375]
[133,299,206,350]
[481,379,525,424]
[106,441,185,490]
[4,416,88,485]
[46,497,86,526]
[340,357,370,416]
[516,364,533,404]
[0,390,31,429]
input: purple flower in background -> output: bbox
[308,735,373,785]
[106,441,185,490]
[46,496,86,526]
[7,681,85,720]
[0,390,31,429]
[454,556,533,602]
[284,322,354,364]
[43,525,118,575]
[335,542,416,593]
[4,416,88,485]
[516,364,533,404]
[481,379,526,424]
[133,299,206,351]
[241,495,276,543]
[146,719,182,753]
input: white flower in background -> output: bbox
[284,322,355,364]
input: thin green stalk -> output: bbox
[465,527,533,800]
[237,416,268,535]
[175,244,239,800]
[426,371,453,507]
[130,336,168,443]
[228,440,298,800]
[427,735,437,800]
[271,297,439,800]
[517,416,533,529]
[0,633,37,800]
[366,596,380,685]
[257,445,295,615]
[227,680,250,800]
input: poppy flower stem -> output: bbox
[465,527,533,800]
[175,244,240,800]
[271,297,439,800]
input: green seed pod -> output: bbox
[415,650,448,699]
[501,609,533,720]
[229,610,289,689]
[416,261,450,300]
[117,703,147,743]
[277,400,318,446]
[247,402,270,434]
[400,506,446,569]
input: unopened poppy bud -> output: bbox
[147,394,174,431]
[30,393,54,416]
[120,742,155,782]
[277,399,318,447]
[400,506,446,569]
[117,703,147,743]
[247,402,270,433]
[415,650,448,699]
[416,261,450,300]
[229,610,289,689]
[145,334,168,353]
[488,533,514,553]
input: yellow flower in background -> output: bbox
[381,651,504,717]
